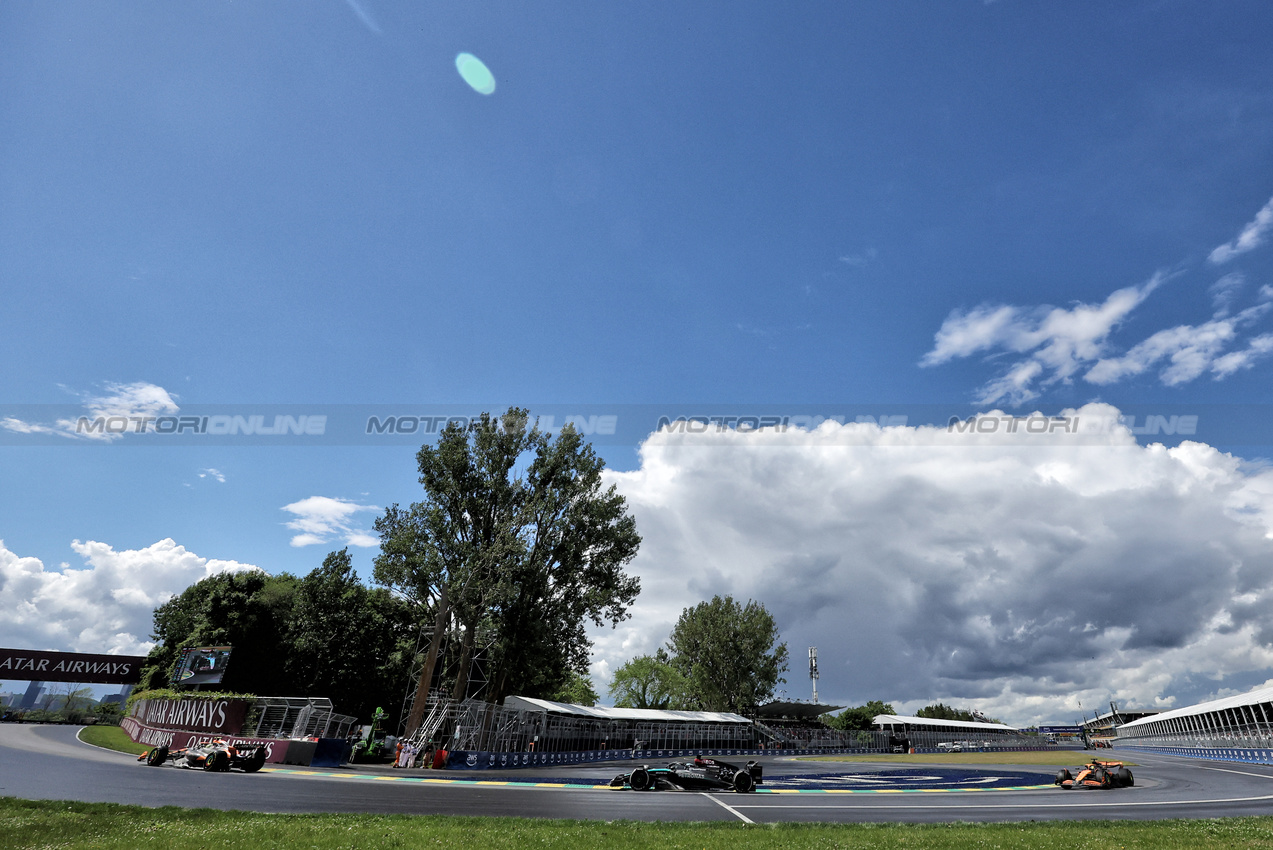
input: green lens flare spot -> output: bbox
[455,53,496,95]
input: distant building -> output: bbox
[18,681,44,710]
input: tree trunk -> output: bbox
[404,582,449,737]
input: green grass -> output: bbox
[77,724,149,756]
[3,798,1273,849]
[798,751,1137,767]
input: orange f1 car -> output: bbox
[137,739,267,773]
[1054,759,1133,789]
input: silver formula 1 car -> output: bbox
[138,739,267,773]
[611,755,763,793]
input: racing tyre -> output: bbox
[204,750,229,772]
[1115,767,1133,787]
[242,749,267,773]
[732,769,755,793]
[1054,769,1072,785]
[629,767,653,791]
[146,746,169,767]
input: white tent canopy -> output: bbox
[874,714,1018,732]
[504,695,751,724]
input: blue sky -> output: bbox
[4,1,1273,724]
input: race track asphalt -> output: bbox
[4,724,1273,824]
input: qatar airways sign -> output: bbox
[0,648,145,684]
[130,697,249,735]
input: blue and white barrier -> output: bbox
[442,744,1056,770]
[1117,744,1273,765]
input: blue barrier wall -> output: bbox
[441,745,1057,770]
[1117,744,1273,765]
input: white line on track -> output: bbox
[730,792,1273,810]
[701,792,755,823]
[1201,766,1273,780]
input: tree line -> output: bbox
[139,409,641,725]
[822,701,1001,730]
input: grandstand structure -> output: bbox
[1082,707,1158,742]
[1116,684,1273,753]
[873,714,1036,749]
[404,696,757,754]
[400,696,884,755]
[754,699,854,749]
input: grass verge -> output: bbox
[77,724,148,756]
[3,798,1273,849]
[798,751,1137,766]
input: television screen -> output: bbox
[172,646,233,686]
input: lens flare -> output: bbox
[455,52,496,95]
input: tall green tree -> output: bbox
[374,408,642,708]
[138,557,417,723]
[666,595,788,714]
[607,649,690,710]
[138,570,299,694]
[285,548,418,721]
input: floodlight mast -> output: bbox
[809,646,819,703]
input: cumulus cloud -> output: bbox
[281,496,380,548]
[593,409,1273,726]
[1086,304,1271,386]
[0,538,260,656]
[920,276,1162,404]
[1210,196,1273,264]
[197,468,226,483]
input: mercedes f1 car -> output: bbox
[610,755,763,793]
[138,739,268,773]
[1054,759,1133,789]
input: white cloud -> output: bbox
[80,382,179,419]
[1211,334,1273,379]
[197,468,226,483]
[1210,195,1273,264]
[920,276,1162,404]
[594,409,1273,726]
[1210,271,1246,317]
[1086,304,1271,386]
[2,382,182,442]
[0,538,260,656]
[1,417,55,435]
[281,496,380,548]
[838,248,878,268]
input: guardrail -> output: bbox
[440,743,1062,770]
[1117,744,1273,765]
